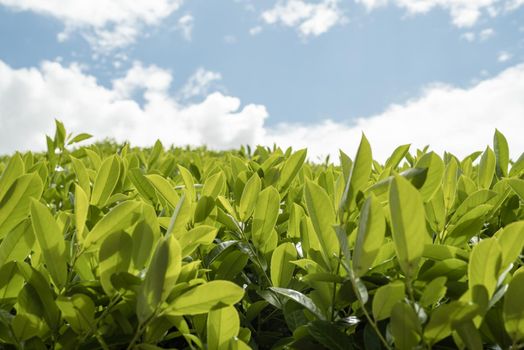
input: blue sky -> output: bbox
[0,0,523,160]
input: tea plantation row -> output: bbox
[0,121,524,349]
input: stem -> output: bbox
[95,333,110,350]
[237,222,272,287]
[349,272,392,350]
[126,313,156,350]
[330,249,342,321]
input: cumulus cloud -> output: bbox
[0,60,267,152]
[355,0,523,28]
[261,0,345,37]
[176,14,194,41]
[1,59,524,162]
[178,68,222,100]
[461,28,494,42]
[249,26,263,35]
[498,51,512,62]
[266,65,524,161]
[479,28,495,41]
[0,0,183,52]
[461,32,476,42]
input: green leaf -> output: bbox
[178,165,196,202]
[414,152,445,201]
[478,147,495,189]
[83,200,142,248]
[90,155,120,207]
[128,168,158,202]
[271,242,297,288]
[201,172,226,199]
[306,320,352,350]
[16,266,61,330]
[442,158,459,211]
[304,181,339,269]
[30,199,68,289]
[12,313,42,342]
[74,184,89,243]
[495,221,524,269]
[207,306,240,350]
[70,156,91,196]
[503,269,524,342]
[468,238,502,299]
[146,174,180,208]
[390,302,421,350]
[455,320,483,350]
[67,133,93,145]
[252,186,280,250]
[508,179,524,202]
[0,261,24,303]
[0,153,24,200]
[494,129,509,178]
[238,173,261,222]
[99,231,133,296]
[166,281,244,316]
[385,144,410,169]
[420,277,447,307]
[353,194,386,277]
[56,294,96,334]
[340,133,372,214]
[0,220,34,266]
[138,236,181,322]
[389,175,428,277]
[278,149,307,191]
[54,119,66,149]
[270,287,326,320]
[0,173,43,239]
[372,281,405,320]
[178,225,218,257]
[423,301,478,346]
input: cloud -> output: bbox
[498,51,512,62]
[266,64,524,161]
[461,32,476,42]
[479,28,495,41]
[178,68,222,100]
[1,59,524,163]
[0,0,183,52]
[461,28,494,42]
[261,0,345,37]
[249,26,263,35]
[176,14,194,41]
[0,60,266,152]
[355,0,523,28]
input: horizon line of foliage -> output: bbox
[1,120,524,349]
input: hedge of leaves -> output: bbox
[1,121,524,349]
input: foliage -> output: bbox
[0,120,524,349]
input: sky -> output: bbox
[0,0,523,161]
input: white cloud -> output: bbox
[266,64,524,161]
[461,32,476,42]
[261,0,345,37]
[0,60,266,152]
[498,51,512,62]
[479,28,495,40]
[461,28,494,42]
[1,60,524,163]
[176,14,194,41]
[249,26,263,35]
[178,68,222,100]
[355,0,523,28]
[0,0,183,52]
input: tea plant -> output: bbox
[0,120,523,349]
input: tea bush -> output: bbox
[0,121,524,349]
